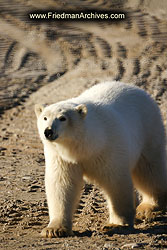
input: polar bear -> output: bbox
[35,81,167,238]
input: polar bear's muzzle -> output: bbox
[44,127,58,141]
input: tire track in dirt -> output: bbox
[0,2,167,118]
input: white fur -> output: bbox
[35,81,167,235]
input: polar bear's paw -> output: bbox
[102,224,133,234]
[136,203,156,221]
[41,226,74,238]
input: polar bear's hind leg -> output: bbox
[132,149,167,221]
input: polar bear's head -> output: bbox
[35,102,87,144]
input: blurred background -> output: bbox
[0,0,167,120]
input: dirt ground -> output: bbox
[0,0,167,249]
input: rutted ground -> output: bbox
[0,0,167,249]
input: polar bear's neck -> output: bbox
[56,141,85,163]
[55,138,99,163]
[44,133,106,165]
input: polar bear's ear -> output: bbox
[75,104,87,118]
[34,104,44,118]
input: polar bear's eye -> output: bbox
[44,117,47,121]
[59,116,66,122]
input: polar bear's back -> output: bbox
[75,81,164,155]
[76,81,125,104]
[76,81,159,120]
[76,81,148,106]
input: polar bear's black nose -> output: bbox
[44,128,53,140]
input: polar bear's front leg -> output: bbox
[103,170,135,230]
[41,159,83,238]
